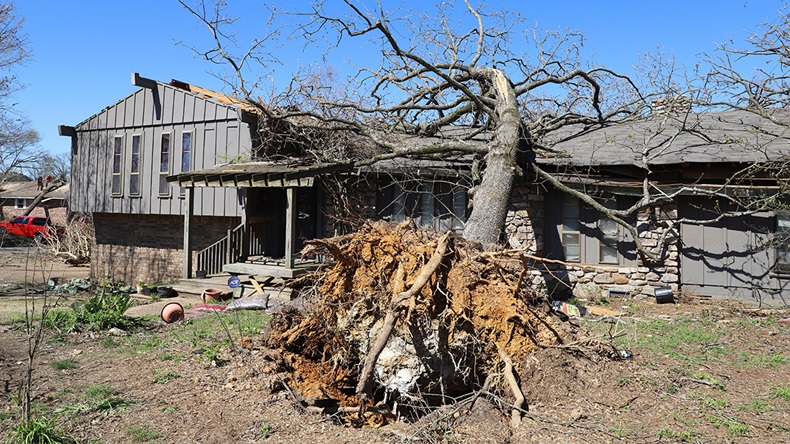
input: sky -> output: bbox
[11,0,784,157]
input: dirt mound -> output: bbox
[266,222,563,414]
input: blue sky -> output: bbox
[12,0,783,157]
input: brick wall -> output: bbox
[92,212,241,284]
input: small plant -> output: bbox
[770,383,790,400]
[153,371,181,384]
[56,385,135,416]
[259,422,273,439]
[707,415,749,436]
[656,427,697,442]
[126,424,163,442]
[10,417,78,444]
[161,406,179,413]
[200,344,225,367]
[50,358,79,371]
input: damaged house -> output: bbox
[63,74,789,307]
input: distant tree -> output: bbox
[0,1,43,185]
[25,151,70,183]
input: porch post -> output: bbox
[183,187,194,278]
[285,187,297,269]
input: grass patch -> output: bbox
[656,427,697,442]
[614,315,730,364]
[770,384,790,400]
[10,417,78,444]
[50,358,79,371]
[707,415,749,436]
[153,371,180,384]
[56,384,135,416]
[126,424,163,443]
[158,351,187,362]
[742,352,788,368]
[44,282,142,333]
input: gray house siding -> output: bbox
[70,82,252,218]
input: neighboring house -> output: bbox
[0,181,69,225]
[65,75,789,306]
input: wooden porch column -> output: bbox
[285,187,297,269]
[183,187,194,278]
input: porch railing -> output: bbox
[196,223,245,276]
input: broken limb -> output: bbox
[498,349,526,428]
[355,231,453,411]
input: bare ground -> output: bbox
[1,247,790,443]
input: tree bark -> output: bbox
[463,69,521,246]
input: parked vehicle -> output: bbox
[0,216,64,241]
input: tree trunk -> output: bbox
[463,69,520,246]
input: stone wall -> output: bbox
[502,185,679,300]
[91,213,241,284]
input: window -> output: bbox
[560,196,581,262]
[180,131,192,196]
[776,213,790,272]
[598,199,618,264]
[381,180,468,231]
[181,132,192,173]
[159,133,171,196]
[14,199,26,209]
[112,136,123,196]
[553,192,636,265]
[129,134,142,196]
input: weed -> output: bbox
[741,398,770,414]
[0,411,11,420]
[259,422,272,439]
[158,352,187,362]
[770,384,790,400]
[84,384,114,400]
[200,344,225,367]
[126,424,163,442]
[56,385,135,416]
[161,406,179,413]
[690,371,725,390]
[608,421,633,439]
[690,391,729,410]
[101,337,120,348]
[50,358,79,371]
[153,371,181,384]
[45,285,141,333]
[9,416,78,444]
[656,427,697,442]
[707,415,749,436]
[743,353,788,368]
[616,377,630,387]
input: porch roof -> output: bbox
[168,161,353,188]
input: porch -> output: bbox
[168,161,351,281]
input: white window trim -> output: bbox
[129,133,143,197]
[111,135,124,196]
[179,130,193,197]
[159,132,172,197]
[14,198,27,209]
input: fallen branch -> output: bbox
[355,231,453,411]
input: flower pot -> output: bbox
[201,288,223,304]
[160,302,184,323]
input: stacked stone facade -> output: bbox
[502,185,679,300]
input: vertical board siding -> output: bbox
[70,82,249,218]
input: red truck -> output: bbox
[0,216,64,242]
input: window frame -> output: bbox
[179,131,193,197]
[159,132,172,197]
[111,135,124,196]
[775,212,790,272]
[129,133,143,197]
[14,199,26,209]
[559,195,582,263]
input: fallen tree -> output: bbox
[265,222,569,423]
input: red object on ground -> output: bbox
[0,216,64,240]
[778,318,790,325]
[191,304,226,312]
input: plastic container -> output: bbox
[654,286,674,304]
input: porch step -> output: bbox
[170,275,236,297]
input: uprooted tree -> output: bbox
[180,0,790,419]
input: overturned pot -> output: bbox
[160,302,184,323]
[201,288,223,304]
